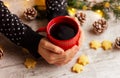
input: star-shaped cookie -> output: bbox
[102,40,112,50]
[77,54,89,66]
[24,58,37,69]
[90,40,101,50]
[72,63,84,73]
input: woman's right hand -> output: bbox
[38,38,79,66]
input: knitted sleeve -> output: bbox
[46,0,68,20]
[0,1,44,58]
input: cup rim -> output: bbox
[46,16,81,41]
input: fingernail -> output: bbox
[58,49,64,53]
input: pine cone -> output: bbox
[75,12,86,26]
[0,48,3,59]
[92,19,108,34]
[23,8,37,20]
[115,37,120,49]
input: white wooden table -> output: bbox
[1,0,120,78]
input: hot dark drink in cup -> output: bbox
[50,23,77,40]
[37,16,82,50]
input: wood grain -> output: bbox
[0,0,120,78]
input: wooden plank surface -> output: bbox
[1,0,120,78]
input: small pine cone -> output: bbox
[92,19,108,34]
[75,12,86,26]
[23,8,37,20]
[0,48,3,59]
[115,37,120,49]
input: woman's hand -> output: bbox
[38,38,79,66]
[37,16,84,66]
[54,45,79,66]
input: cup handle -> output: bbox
[36,27,46,32]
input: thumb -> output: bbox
[40,38,64,54]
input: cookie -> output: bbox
[24,58,37,69]
[102,40,113,50]
[90,40,101,50]
[72,63,84,73]
[77,54,89,66]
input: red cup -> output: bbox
[37,16,82,50]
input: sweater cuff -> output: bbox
[20,26,44,58]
